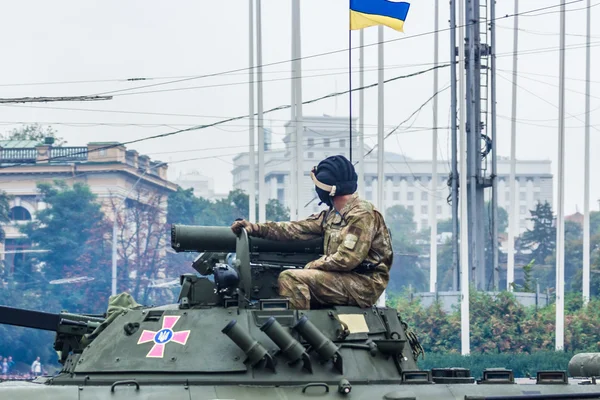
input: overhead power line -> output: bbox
[0,95,111,104]
[0,63,450,169]
[88,0,584,97]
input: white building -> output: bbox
[232,115,553,233]
[173,169,227,200]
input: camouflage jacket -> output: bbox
[251,193,393,303]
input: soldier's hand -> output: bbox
[231,219,259,236]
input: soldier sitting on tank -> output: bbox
[231,155,393,310]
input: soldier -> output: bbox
[231,155,393,310]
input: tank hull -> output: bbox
[2,380,600,400]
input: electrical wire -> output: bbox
[496,72,600,134]
[0,63,450,170]
[303,84,451,207]
[86,0,584,97]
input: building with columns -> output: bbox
[0,139,178,281]
[232,115,553,232]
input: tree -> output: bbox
[20,181,111,312]
[384,205,427,292]
[110,189,170,304]
[2,123,66,145]
[520,201,555,266]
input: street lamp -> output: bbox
[111,162,167,296]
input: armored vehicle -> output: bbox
[2,225,600,399]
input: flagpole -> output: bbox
[358,29,365,198]
[555,0,566,351]
[583,0,591,306]
[289,0,298,221]
[458,0,470,356]
[257,0,266,223]
[507,0,518,292]
[429,0,439,293]
[376,25,386,308]
[293,0,304,219]
[349,22,353,162]
[248,0,256,223]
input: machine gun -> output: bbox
[0,305,105,364]
[171,225,323,309]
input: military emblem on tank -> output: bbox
[136,315,190,358]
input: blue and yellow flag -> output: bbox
[350,0,410,32]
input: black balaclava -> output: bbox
[311,155,358,207]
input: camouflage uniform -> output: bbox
[250,193,393,309]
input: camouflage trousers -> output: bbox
[278,269,375,310]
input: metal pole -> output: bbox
[376,25,386,307]
[458,0,470,355]
[465,0,480,287]
[349,29,353,163]
[358,30,365,198]
[289,0,298,221]
[293,0,304,219]
[490,0,499,291]
[430,0,439,293]
[111,220,118,296]
[257,0,266,222]
[555,0,566,351]
[583,0,591,306]
[248,0,257,223]
[450,0,459,293]
[507,0,518,291]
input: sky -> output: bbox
[0,0,598,215]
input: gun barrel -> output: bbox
[0,305,61,331]
[171,225,322,254]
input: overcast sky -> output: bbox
[0,0,597,215]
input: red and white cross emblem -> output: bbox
[136,315,191,358]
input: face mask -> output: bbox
[315,186,332,207]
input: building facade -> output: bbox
[0,139,178,279]
[172,169,228,200]
[232,115,553,232]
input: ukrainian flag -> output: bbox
[350,0,410,32]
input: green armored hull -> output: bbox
[2,226,600,400]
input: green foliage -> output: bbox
[0,190,11,243]
[2,123,66,145]
[521,201,556,265]
[385,205,427,292]
[19,180,111,312]
[167,188,290,227]
[391,290,600,357]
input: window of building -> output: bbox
[10,206,31,221]
[277,189,285,203]
[421,219,429,229]
[437,205,442,214]
[408,205,414,213]
[421,192,428,201]
[307,152,314,159]
[505,192,510,202]
[421,205,428,214]
[520,192,526,201]
[407,192,414,201]
[520,205,527,214]
[276,175,284,184]
[366,191,372,200]
[307,138,314,147]
[534,191,540,201]
[339,139,346,148]
[324,138,330,147]
[393,192,399,201]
